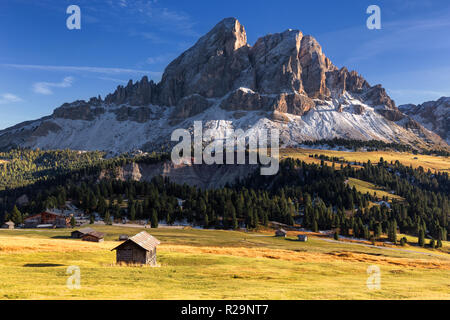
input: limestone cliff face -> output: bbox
[399,97,450,144]
[157,18,400,122]
[100,160,258,189]
[62,17,404,123]
[158,18,252,107]
[53,101,105,121]
[0,17,448,153]
[104,76,158,106]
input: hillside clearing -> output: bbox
[281,148,450,173]
[346,178,405,202]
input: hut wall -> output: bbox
[146,248,157,266]
[116,242,147,265]
[82,235,103,242]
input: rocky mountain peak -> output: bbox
[158,17,251,107]
[212,17,248,53]
[2,17,447,154]
[100,17,402,121]
[399,97,450,144]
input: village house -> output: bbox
[71,227,95,239]
[81,231,105,242]
[112,231,160,266]
[24,210,71,228]
[275,229,287,237]
[1,221,15,229]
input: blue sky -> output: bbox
[1,0,450,129]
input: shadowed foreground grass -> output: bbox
[0,227,449,300]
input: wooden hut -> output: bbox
[298,234,308,242]
[1,221,15,229]
[118,234,129,241]
[275,229,287,237]
[81,231,104,242]
[71,227,94,238]
[112,231,160,266]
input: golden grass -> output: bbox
[347,177,405,201]
[161,244,450,270]
[0,235,111,253]
[281,148,450,173]
[0,227,449,299]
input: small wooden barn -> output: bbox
[275,229,287,237]
[1,221,14,229]
[81,231,105,242]
[112,231,160,266]
[298,234,308,242]
[71,227,94,238]
[118,234,129,241]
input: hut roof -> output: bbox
[83,231,104,239]
[112,231,160,252]
[119,234,129,240]
[74,227,94,235]
[276,228,287,234]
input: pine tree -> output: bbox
[375,223,382,239]
[418,229,425,247]
[388,220,397,244]
[334,231,339,241]
[429,239,435,249]
[10,205,22,224]
[151,209,158,228]
[400,237,407,246]
[312,220,318,232]
[232,211,238,230]
[104,211,111,225]
[129,203,136,221]
[204,213,209,228]
[70,216,76,228]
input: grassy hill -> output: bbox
[0,226,448,300]
[346,178,405,202]
[281,148,450,173]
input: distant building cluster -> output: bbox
[22,203,90,229]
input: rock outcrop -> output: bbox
[399,97,450,144]
[169,94,213,125]
[53,101,105,121]
[105,76,158,106]
[219,88,314,116]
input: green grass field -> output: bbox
[0,226,449,300]
[347,178,405,202]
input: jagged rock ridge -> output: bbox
[399,97,450,144]
[0,17,448,153]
